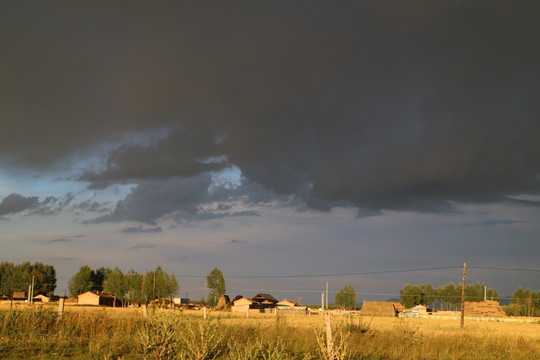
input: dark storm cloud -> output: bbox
[48,234,85,243]
[0,194,39,215]
[122,226,163,233]
[86,173,262,225]
[48,238,71,243]
[130,244,158,251]
[87,174,213,225]
[452,220,528,228]
[2,1,540,219]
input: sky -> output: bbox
[1,1,539,304]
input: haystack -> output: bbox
[215,295,231,310]
[360,301,399,316]
[464,300,506,318]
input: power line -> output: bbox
[468,266,540,272]
[175,266,463,279]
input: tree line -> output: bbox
[505,286,540,317]
[399,282,500,310]
[68,265,179,306]
[0,261,56,298]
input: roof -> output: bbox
[233,297,256,306]
[12,291,26,299]
[78,291,115,299]
[277,299,298,307]
[252,293,278,303]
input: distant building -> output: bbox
[252,293,278,308]
[33,294,50,303]
[276,299,308,314]
[78,291,116,307]
[173,298,190,305]
[231,297,259,312]
[232,293,281,313]
[12,292,26,300]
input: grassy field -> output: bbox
[1,302,539,359]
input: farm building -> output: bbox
[232,293,281,313]
[231,297,259,312]
[252,293,278,306]
[276,299,308,314]
[277,299,298,308]
[33,294,50,303]
[78,291,116,307]
[12,292,26,300]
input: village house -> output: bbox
[231,293,281,313]
[12,291,26,301]
[276,299,308,314]
[252,293,278,308]
[231,297,259,313]
[77,291,116,307]
[33,294,50,303]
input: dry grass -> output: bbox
[1,303,539,359]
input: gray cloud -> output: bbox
[48,234,86,243]
[1,1,539,219]
[88,174,213,225]
[48,238,71,243]
[85,173,263,225]
[452,220,528,228]
[129,244,158,251]
[0,194,39,215]
[122,226,163,233]
[230,239,247,244]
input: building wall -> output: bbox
[78,293,100,305]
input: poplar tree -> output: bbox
[335,284,357,310]
[206,267,226,307]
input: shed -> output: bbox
[252,293,278,305]
[12,291,26,300]
[277,299,298,308]
[78,291,116,307]
[231,297,259,312]
[33,294,50,303]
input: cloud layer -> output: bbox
[2,1,540,224]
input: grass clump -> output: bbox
[0,307,539,359]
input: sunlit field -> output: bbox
[1,303,539,359]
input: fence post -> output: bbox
[58,298,64,317]
[461,262,467,330]
[325,313,334,360]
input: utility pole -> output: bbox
[460,262,467,330]
[326,282,329,310]
[152,271,156,302]
[31,276,35,304]
[321,292,324,314]
[10,273,14,310]
[484,285,486,301]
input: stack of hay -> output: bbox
[464,300,506,318]
[215,295,231,310]
[360,301,398,316]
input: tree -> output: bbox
[400,284,422,308]
[206,267,226,307]
[68,265,95,297]
[126,269,143,304]
[104,267,127,305]
[0,262,15,296]
[31,262,57,297]
[420,283,437,308]
[335,284,357,310]
[437,282,459,310]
